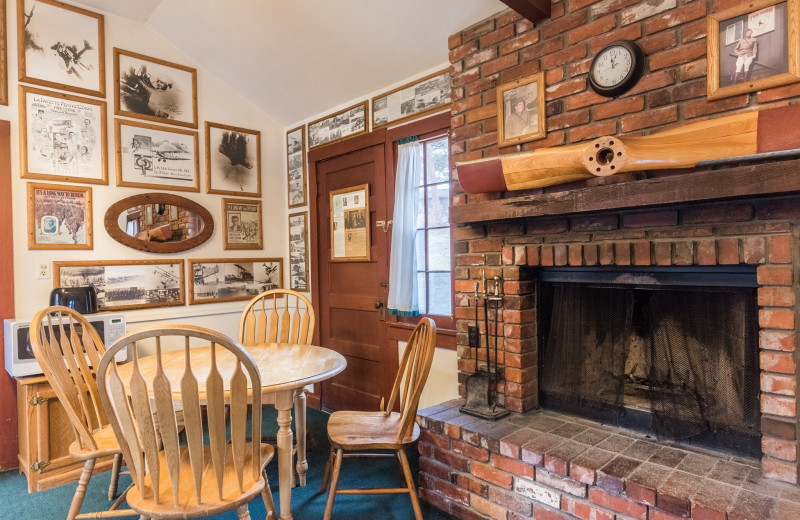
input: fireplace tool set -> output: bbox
[460,273,510,420]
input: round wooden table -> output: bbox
[117,343,346,520]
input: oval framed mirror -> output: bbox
[104,193,214,253]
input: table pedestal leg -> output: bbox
[275,390,294,520]
[294,389,308,487]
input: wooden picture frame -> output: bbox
[20,85,108,184]
[27,181,92,249]
[188,258,283,304]
[372,69,451,129]
[496,72,546,148]
[115,119,200,192]
[54,259,185,311]
[205,121,261,197]
[329,183,370,262]
[286,125,307,208]
[114,48,198,128]
[708,0,800,100]
[308,101,368,150]
[17,0,105,98]
[0,0,7,106]
[222,198,263,250]
[288,211,309,291]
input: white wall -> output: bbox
[1,1,286,338]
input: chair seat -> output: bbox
[127,443,274,518]
[69,424,121,460]
[327,411,420,451]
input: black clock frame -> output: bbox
[588,40,645,98]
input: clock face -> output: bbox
[592,46,633,88]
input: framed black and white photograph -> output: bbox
[17,0,105,98]
[54,259,185,311]
[288,211,309,291]
[20,85,107,184]
[286,125,307,208]
[114,48,198,128]
[372,69,451,129]
[27,182,92,250]
[115,119,200,192]
[308,101,368,150]
[205,121,261,197]
[222,198,263,250]
[189,258,282,304]
[708,0,800,100]
[496,72,547,148]
[1,0,8,106]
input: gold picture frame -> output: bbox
[17,0,106,98]
[205,121,261,197]
[372,69,451,130]
[308,101,368,150]
[54,259,185,311]
[0,0,7,106]
[329,183,370,262]
[27,181,92,250]
[222,198,263,250]
[707,0,800,100]
[188,258,283,305]
[286,125,307,208]
[496,72,546,148]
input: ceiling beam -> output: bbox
[498,0,551,23]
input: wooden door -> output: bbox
[311,136,393,412]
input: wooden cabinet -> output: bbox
[16,376,114,492]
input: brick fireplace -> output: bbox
[417,3,800,519]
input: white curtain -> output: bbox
[388,140,423,316]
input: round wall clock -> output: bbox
[588,40,645,98]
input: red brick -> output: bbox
[569,14,616,44]
[615,242,631,265]
[742,237,765,264]
[696,239,716,265]
[492,453,534,479]
[500,30,541,55]
[521,37,564,63]
[532,505,572,519]
[537,469,588,497]
[759,308,795,330]
[565,90,607,111]
[681,18,707,43]
[653,242,671,266]
[761,373,796,396]
[758,286,795,308]
[644,0,706,34]
[692,504,727,520]
[762,436,797,461]
[561,496,614,520]
[648,40,706,70]
[599,242,614,265]
[570,464,597,486]
[717,237,740,264]
[626,69,677,96]
[680,58,707,80]
[526,245,540,266]
[553,244,568,266]
[757,265,792,286]
[480,24,515,48]
[569,120,617,142]
[649,508,685,520]
[434,447,470,472]
[462,18,496,43]
[760,351,796,375]
[760,330,795,352]
[542,9,588,39]
[482,53,520,77]
[472,493,509,519]
[768,235,792,263]
[589,488,647,520]
[473,462,513,489]
[621,105,678,132]
[621,0,677,25]
[682,95,749,119]
[762,457,798,484]
[761,394,796,417]
[593,96,645,120]
[623,210,678,228]
[541,245,555,266]
[583,244,598,266]
[588,24,643,54]
[673,242,693,265]
[756,82,800,103]
[633,240,651,265]
[546,78,589,101]
[568,244,582,266]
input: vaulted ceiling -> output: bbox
[73,0,507,126]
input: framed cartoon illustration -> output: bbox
[496,72,546,148]
[27,182,92,249]
[189,258,282,304]
[205,122,261,197]
[222,198,263,250]
[286,125,307,208]
[114,48,198,128]
[17,0,105,98]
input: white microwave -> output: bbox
[4,313,127,378]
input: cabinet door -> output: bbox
[28,384,78,475]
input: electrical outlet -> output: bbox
[37,262,50,280]
[468,325,479,347]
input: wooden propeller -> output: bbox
[456,105,800,194]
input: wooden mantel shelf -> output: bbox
[450,158,800,224]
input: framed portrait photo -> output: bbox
[372,69,451,129]
[329,183,370,262]
[20,85,108,184]
[707,0,800,100]
[114,48,198,128]
[54,259,185,311]
[205,122,261,197]
[222,198,263,250]
[27,182,92,250]
[496,72,546,148]
[1,0,7,106]
[308,101,368,150]
[286,125,307,208]
[188,258,283,305]
[115,119,200,192]
[17,0,105,98]
[288,211,309,291]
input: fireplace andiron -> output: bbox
[460,273,510,420]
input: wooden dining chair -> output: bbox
[97,324,276,520]
[320,317,436,520]
[239,289,316,485]
[29,306,129,520]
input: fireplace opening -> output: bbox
[538,266,761,457]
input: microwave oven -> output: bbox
[4,313,127,378]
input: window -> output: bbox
[415,136,451,316]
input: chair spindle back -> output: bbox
[239,289,315,346]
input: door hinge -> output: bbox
[28,396,49,406]
[30,461,50,472]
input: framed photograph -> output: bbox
[372,69,451,129]
[496,72,546,148]
[54,260,185,311]
[708,0,800,100]
[27,182,92,249]
[288,211,309,291]
[115,119,200,192]
[308,101,368,150]
[329,183,370,262]
[189,258,283,304]
[144,204,153,225]
[222,198,263,250]
[20,85,108,184]
[286,125,307,208]
[114,48,198,128]
[17,0,105,98]
[205,122,261,197]
[1,0,7,106]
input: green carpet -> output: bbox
[0,407,455,519]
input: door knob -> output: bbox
[374,300,384,309]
